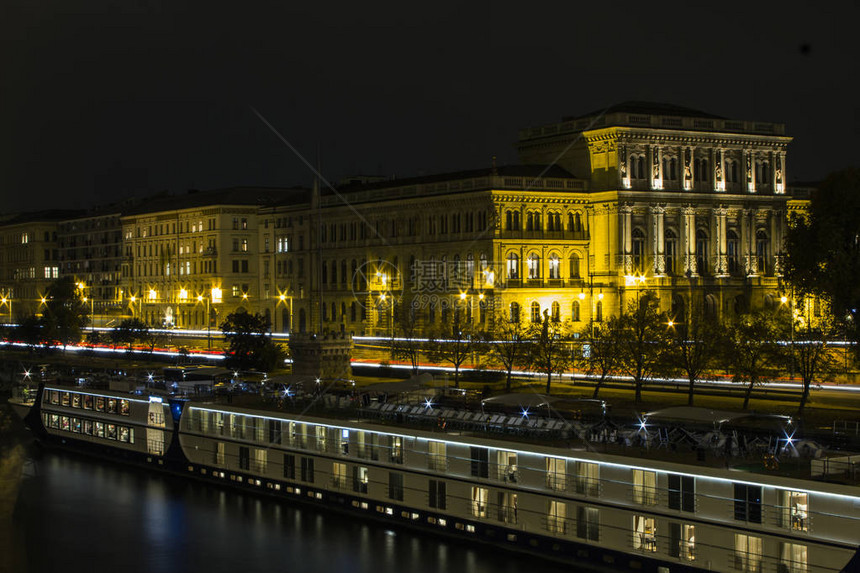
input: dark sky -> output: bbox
[2,1,857,213]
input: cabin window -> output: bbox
[254,449,267,473]
[283,454,296,479]
[779,543,807,573]
[471,487,488,518]
[734,534,762,572]
[633,470,657,505]
[315,425,327,452]
[576,506,599,541]
[71,394,81,408]
[300,457,314,483]
[546,457,566,491]
[390,436,404,464]
[268,419,282,444]
[340,429,349,455]
[633,515,657,552]
[470,447,489,478]
[120,400,130,415]
[497,451,518,483]
[780,490,808,532]
[332,462,347,488]
[388,472,404,501]
[352,466,369,493]
[668,474,695,512]
[428,441,447,471]
[575,461,599,496]
[61,392,70,407]
[734,484,762,523]
[669,523,696,561]
[497,492,517,524]
[547,501,566,534]
[238,446,250,470]
[429,480,446,509]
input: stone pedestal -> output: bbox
[288,331,353,381]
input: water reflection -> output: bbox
[12,451,572,573]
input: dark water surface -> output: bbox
[10,448,575,573]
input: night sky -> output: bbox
[2,1,857,214]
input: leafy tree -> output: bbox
[483,311,529,393]
[111,318,150,350]
[785,168,860,350]
[582,324,618,399]
[14,315,44,350]
[609,291,669,403]
[426,306,479,388]
[785,309,840,414]
[664,301,726,406]
[41,277,88,350]
[526,310,575,395]
[390,298,423,374]
[221,310,284,371]
[723,312,784,410]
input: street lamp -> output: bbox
[0,294,11,325]
[277,291,293,333]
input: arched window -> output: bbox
[321,262,328,284]
[509,302,520,323]
[727,230,739,274]
[506,253,520,279]
[506,211,513,230]
[571,300,581,322]
[756,230,769,273]
[331,302,337,321]
[341,260,347,284]
[548,254,560,279]
[632,228,646,271]
[465,253,475,285]
[569,253,580,278]
[696,230,709,275]
[479,299,487,323]
[531,301,541,323]
[665,229,677,275]
[331,261,338,284]
[527,253,541,279]
[595,300,603,322]
[704,295,717,320]
[551,301,560,322]
[568,212,575,231]
[350,302,357,322]
[513,211,520,230]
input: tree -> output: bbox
[723,312,784,410]
[41,277,88,350]
[785,310,840,414]
[426,306,479,388]
[484,311,529,393]
[664,301,726,406]
[111,318,150,351]
[390,298,423,375]
[785,168,860,350]
[582,324,618,399]
[14,315,44,350]
[221,310,284,371]
[526,310,575,395]
[609,291,669,403]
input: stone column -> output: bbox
[741,209,756,276]
[620,204,633,275]
[651,205,666,275]
[714,206,728,276]
[683,206,697,276]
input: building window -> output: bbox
[727,230,739,274]
[530,301,541,323]
[734,534,762,573]
[669,523,696,561]
[241,239,248,252]
[527,253,540,279]
[668,474,695,512]
[576,506,599,541]
[548,254,560,279]
[633,515,657,552]
[595,300,603,322]
[696,230,709,275]
[665,229,677,274]
[633,469,657,505]
[388,472,403,501]
[509,302,520,323]
[630,154,645,179]
[569,253,580,278]
[506,253,519,279]
[756,230,769,273]
[779,543,807,573]
[571,301,581,322]
[734,483,762,523]
[632,229,645,271]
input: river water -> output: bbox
[6,440,574,573]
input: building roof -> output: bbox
[565,101,726,122]
[120,186,308,216]
[332,164,577,194]
[1,209,85,226]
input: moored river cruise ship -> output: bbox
[21,384,860,573]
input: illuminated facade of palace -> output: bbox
[0,103,804,336]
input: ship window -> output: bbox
[669,523,696,561]
[470,447,489,478]
[734,534,762,572]
[119,426,131,443]
[238,446,250,470]
[575,461,599,496]
[734,484,762,523]
[95,421,104,437]
[390,436,404,464]
[71,394,81,408]
[107,424,117,440]
[300,457,314,483]
[71,417,81,432]
[632,470,657,505]
[780,491,808,532]
[315,425,327,452]
[61,392,70,407]
[352,466,369,494]
[83,395,93,410]
[428,441,447,471]
[332,462,347,488]
[497,492,517,524]
[388,472,404,501]
[547,501,566,534]
[668,474,695,512]
[283,454,296,479]
[779,542,807,573]
[120,399,130,415]
[576,506,599,541]
[107,398,117,414]
[471,487,488,518]
[546,457,566,491]
[633,515,657,552]
[429,480,446,509]
[254,449,267,473]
